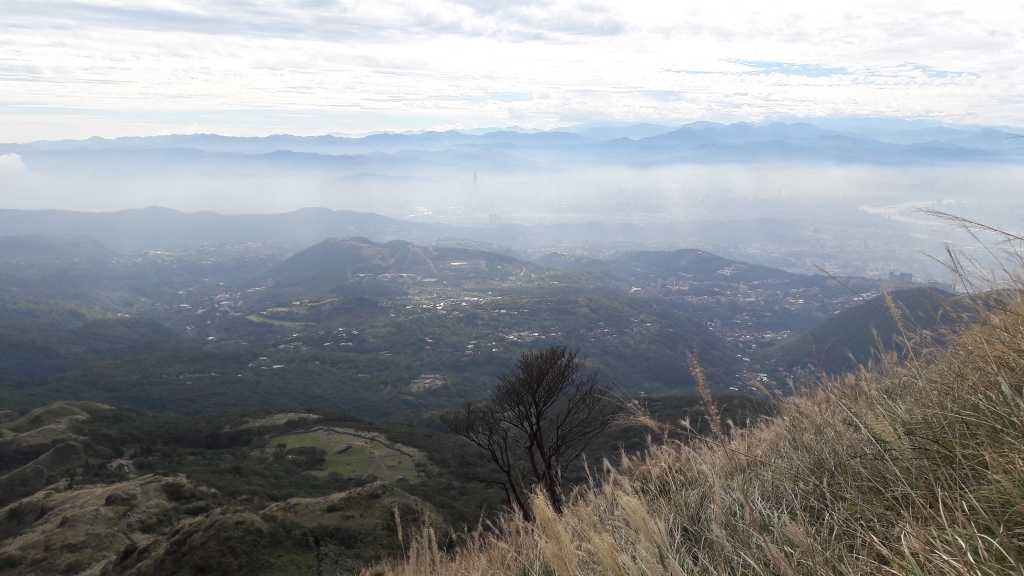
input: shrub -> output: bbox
[285,446,327,471]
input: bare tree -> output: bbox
[442,345,617,519]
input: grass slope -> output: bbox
[272,429,419,482]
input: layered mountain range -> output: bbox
[5,121,1020,165]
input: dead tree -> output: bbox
[442,345,616,519]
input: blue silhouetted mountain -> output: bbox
[4,121,1018,165]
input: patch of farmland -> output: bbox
[271,429,419,482]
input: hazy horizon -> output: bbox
[3,2,1024,284]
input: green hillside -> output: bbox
[0,317,182,383]
[0,403,448,575]
[759,286,959,373]
[71,317,178,347]
[0,395,771,575]
[260,236,541,296]
[0,333,74,381]
[0,233,889,421]
[577,248,796,284]
[271,429,419,482]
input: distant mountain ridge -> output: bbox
[2,121,1016,235]
[0,206,805,253]
[3,121,1020,165]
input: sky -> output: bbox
[2,0,1024,142]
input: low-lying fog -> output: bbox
[1,159,1021,227]
[1,123,1022,282]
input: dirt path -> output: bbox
[362,454,390,478]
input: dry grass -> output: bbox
[365,222,1024,575]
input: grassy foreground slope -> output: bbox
[369,289,1024,575]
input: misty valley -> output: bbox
[0,218,957,574]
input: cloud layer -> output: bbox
[0,154,26,174]
[2,0,1023,140]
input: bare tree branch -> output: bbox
[441,345,617,518]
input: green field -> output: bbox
[272,429,419,482]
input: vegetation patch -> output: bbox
[272,429,420,482]
[234,412,321,430]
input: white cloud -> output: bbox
[0,0,1023,140]
[0,154,26,174]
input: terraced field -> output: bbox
[272,429,419,482]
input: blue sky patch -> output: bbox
[734,60,848,77]
[912,65,978,79]
[486,92,534,102]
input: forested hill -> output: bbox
[759,286,960,374]
[0,234,766,416]
[544,248,797,284]
[0,231,906,416]
[261,236,539,295]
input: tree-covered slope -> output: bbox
[759,286,958,373]
[0,317,183,383]
[575,248,796,284]
[0,234,118,265]
[260,236,541,296]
